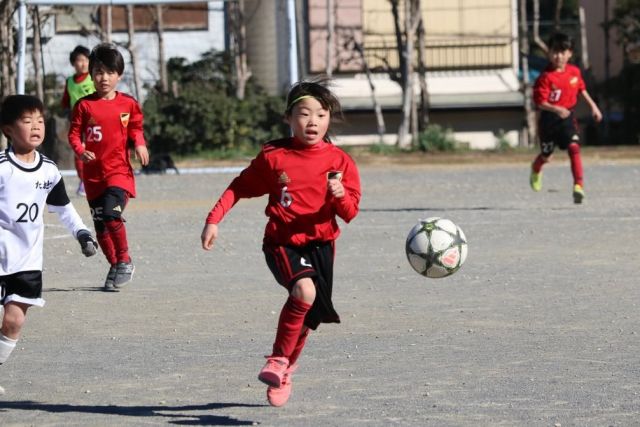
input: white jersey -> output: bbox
[0,148,89,275]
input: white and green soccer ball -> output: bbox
[405,217,468,278]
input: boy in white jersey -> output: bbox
[0,95,98,393]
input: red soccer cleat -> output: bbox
[267,364,298,407]
[258,356,288,388]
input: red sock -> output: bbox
[96,231,117,265]
[104,219,131,263]
[288,328,310,365]
[532,153,548,173]
[568,143,583,186]
[272,296,312,359]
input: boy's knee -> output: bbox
[291,278,316,304]
[568,142,580,154]
[103,217,124,232]
[1,305,27,337]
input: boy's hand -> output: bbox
[328,178,345,199]
[554,106,571,119]
[77,229,98,257]
[201,223,219,251]
[81,151,96,162]
[135,145,150,166]
[592,107,603,123]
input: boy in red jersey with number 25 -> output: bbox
[201,79,361,407]
[69,43,149,291]
[529,33,602,204]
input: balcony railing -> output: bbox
[365,38,512,71]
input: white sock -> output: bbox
[0,334,17,364]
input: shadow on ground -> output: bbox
[0,401,264,426]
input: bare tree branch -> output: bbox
[31,6,44,101]
[228,0,251,99]
[520,0,538,147]
[533,0,548,53]
[345,32,386,143]
[125,5,141,99]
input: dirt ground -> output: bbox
[176,145,640,169]
[0,147,639,426]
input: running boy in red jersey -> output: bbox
[201,79,361,407]
[61,45,96,197]
[529,32,602,204]
[68,43,149,291]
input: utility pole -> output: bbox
[519,0,537,147]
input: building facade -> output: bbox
[23,1,226,99]
[246,0,523,149]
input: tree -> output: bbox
[227,0,251,100]
[358,0,425,148]
[609,0,640,58]
[31,6,44,101]
[553,0,563,31]
[326,0,334,76]
[606,0,640,143]
[395,0,421,148]
[344,33,386,143]
[143,50,285,155]
[532,0,548,53]
[416,10,429,131]
[125,5,141,99]
[520,0,537,147]
[0,0,17,149]
[0,0,17,100]
[152,5,168,93]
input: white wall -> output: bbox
[23,1,225,100]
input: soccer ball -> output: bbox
[405,217,468,278]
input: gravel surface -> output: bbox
[1,153,639,426]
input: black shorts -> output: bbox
[263,241,339,330]
[88,186,129,223]
[538,111,580,156]
[0,270,45,307]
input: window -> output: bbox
[54,3,208,34]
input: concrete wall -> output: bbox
[337,108,522,149]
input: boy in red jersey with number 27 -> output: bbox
[201,79,361,407]
[68,43,149,291]
[529,32,602,204]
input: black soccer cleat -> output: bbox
[114,261,135,288]
[104,265,118,292]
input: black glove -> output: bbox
[77,229,98,257]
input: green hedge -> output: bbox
[143,50,287,156]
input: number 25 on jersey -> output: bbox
[85,126,103,143]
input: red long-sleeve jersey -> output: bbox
[206,137,361,246]
[533,63,586,109]
[68,92,146,200]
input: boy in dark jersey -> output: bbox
[201,79,361,407]
[61,45,95,197]
[529,32,602,204]
[0,95,97,393]
[68,43,149,291]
